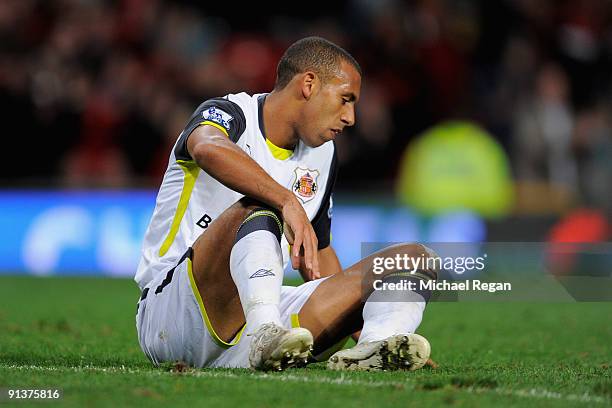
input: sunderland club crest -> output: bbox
[292,167,320,203]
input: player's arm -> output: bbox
[298,246,341,281]
[187,124,320,279]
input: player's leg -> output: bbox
[135,204,249,367]
[296,243,437,371]
[190,198,312,370]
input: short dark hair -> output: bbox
[274,36,362,90]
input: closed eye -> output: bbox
[342,93,357,104]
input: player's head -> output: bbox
[274,36,362,147]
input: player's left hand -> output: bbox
[280,194,320,280]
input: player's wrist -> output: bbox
[276,190,296,212]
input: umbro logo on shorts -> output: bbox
[249,269,275,279]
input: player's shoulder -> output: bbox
[204,92,263,125]
[195,91,259,112]
[213,91,267,115]
[224,91,261,107]
[195,92,250,118]
[191,92,261,142]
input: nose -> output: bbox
[341,104,355,127]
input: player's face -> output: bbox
[300,61,361,147]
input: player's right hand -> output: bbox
[280,194,320,280]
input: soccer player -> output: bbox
[135,37,436,371]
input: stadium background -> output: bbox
[1,1,611,406]
[1,0,610,275]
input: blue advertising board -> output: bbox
[0,191,485,277]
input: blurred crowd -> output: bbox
[1,0,611,214]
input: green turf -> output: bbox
[0,276,610,407]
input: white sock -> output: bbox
[230,230,284,330]
[358,295,426,344]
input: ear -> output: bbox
[300,71,318,100]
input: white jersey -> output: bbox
[135,92,337,290]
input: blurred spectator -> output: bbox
[0,0,610,220]
[513,64,577,186]
[512,63,578,213]
[396,121,513,218]
[574,100,612,214]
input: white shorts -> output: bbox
[136,252,327,368]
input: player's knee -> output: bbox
[373,243,439,302]
[380,242,426,257]
[234,198,283,244]
[383,242,440,280]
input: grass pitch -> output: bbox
[0,276,611,407]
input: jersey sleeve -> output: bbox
[312,144,338,250]
[174,97,247,161]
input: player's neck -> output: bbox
[263,91,299,150]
